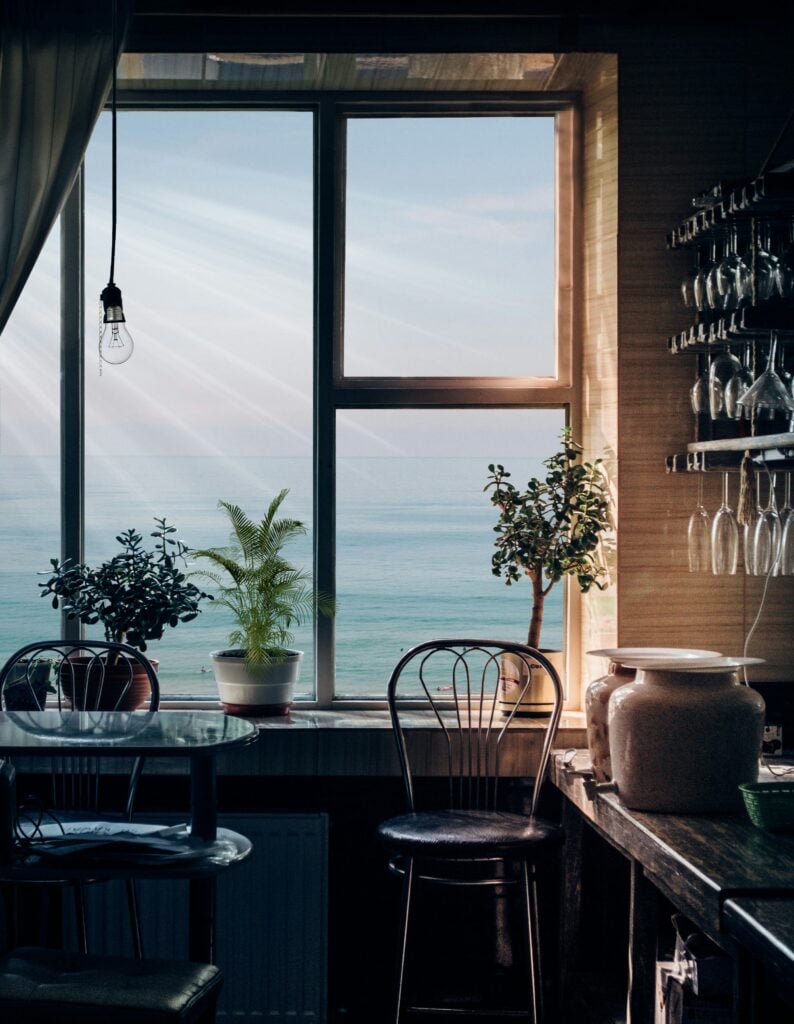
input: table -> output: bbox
[0,709,258,962]
[552,750,794,1024]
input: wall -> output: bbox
[613,31,794,682]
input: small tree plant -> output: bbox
[485,429,611,649]
[192,489,335,669]
[39,518,211,656]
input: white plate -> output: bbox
[617,655,765,672]
[587,647,721,663]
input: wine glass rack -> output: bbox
[665,168,794,472]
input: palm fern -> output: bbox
[193,490,334,668]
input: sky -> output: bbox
[0,108,558,463]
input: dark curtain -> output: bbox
[0,0,131,336]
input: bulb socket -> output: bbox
[100,283,126,323]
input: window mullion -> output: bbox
[314,98,341,706]
[59,169,85,643]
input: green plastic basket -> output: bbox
[740,782,794,833]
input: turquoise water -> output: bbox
[0,456,562,699]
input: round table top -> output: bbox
[0,709,257,756]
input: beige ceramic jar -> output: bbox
[608,660,765,813]
[585,649,720,784]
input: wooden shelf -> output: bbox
[668,307,794,353]
[667,170,794,249]
[666,433,794,472]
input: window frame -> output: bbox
[60,87,581,708]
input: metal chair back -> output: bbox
[386,639,563,818]
[0,640,160,817]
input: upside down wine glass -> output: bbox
[753,472,781,577]
[687,475,711,572]
[711,472,739,575]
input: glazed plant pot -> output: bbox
[60,656,158,712]
[498,649,564,717]
[609,664,765,813]
[210,649,303,716]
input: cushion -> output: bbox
[0,947,222,1024]
[377,808,564,858]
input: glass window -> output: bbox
[343,115,555,378]
[49,66,576,703]
[335,409,565,696]
[82,110,314,698]
[0,233,60,655]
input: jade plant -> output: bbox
[193,489,335,670]
[485,429,611,649]
[39,518,211,655]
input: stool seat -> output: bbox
[0,946,222,1024]
[378,809,564,858]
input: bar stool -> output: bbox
[377,639,564,1024]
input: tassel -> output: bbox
[737,453,754,526]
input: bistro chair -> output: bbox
[377,639,564,1024]
[0,640,160,958]
[0,945,222,1023]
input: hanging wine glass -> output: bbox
[743,472,763,576]
[713,225,751,310]
[687,475,711,572]
[705,238,725,310]
[778,474,794,576]
[711,472,739,575]
[694,240,718,312]
[724,342,755,419]
[752,472,781,577]
[746,220,783,303]
[681,248,702,310]
[737,333,794,419]
[708,346,742,420]
[690,357,711,416]
[779,217,794,302]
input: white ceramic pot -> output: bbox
[608,660,765,813]
[585,648,721,783]
[498,649,564,717]
[210,649,302,717]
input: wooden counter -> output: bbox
[551,751,794,1024]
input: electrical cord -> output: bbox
[742,457,794,778]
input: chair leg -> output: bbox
[393,857,415,1024]
[522,860,544,1024]
[125,879,145,959]
[73,883,88,954]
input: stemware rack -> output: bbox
[665,167,794,472]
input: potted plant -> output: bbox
[485,428,611,714]
[39,518,211,710]
[193,489,334,716]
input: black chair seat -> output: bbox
[378,809,564,858]
[0,947,222,1024]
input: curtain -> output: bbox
[0,0,131,336]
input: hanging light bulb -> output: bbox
[100,283,133,364]
[99,0,134,368]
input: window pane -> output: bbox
[84,111,314,698]
[0,234,60,656]
[344,116,555,378]
[335,409,565,697]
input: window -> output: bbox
[6,53,578,704]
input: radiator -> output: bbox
[68,813,329,1023]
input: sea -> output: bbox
[0,456,563,700]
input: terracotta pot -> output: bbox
[609,665,765,813]
[210,649,302,716]
[498,649,564,717]
[60,655,158,712]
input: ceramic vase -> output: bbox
[609,666,765,813]
[585,661,636,783]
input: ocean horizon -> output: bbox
[0,455,563,699]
